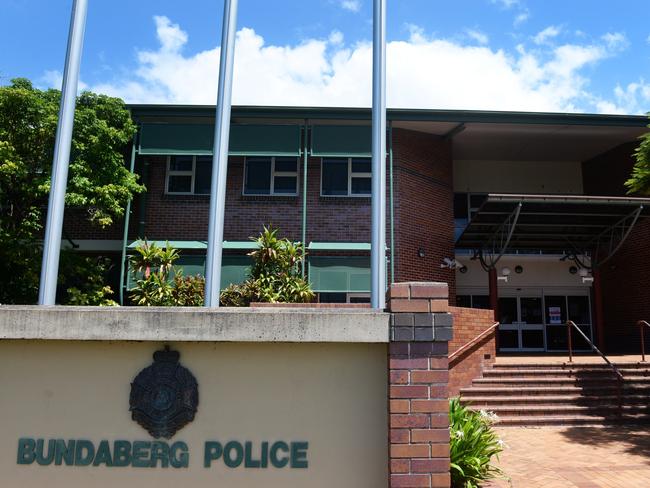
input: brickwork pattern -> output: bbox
[448,306,496,396]
[388,282,452,488]
[392,129,456,303]
[582,142,650,353]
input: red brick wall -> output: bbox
[583,142,650,352]
[448,306,496,397]
[392,129,456,302]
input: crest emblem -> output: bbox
[129,347,199,439]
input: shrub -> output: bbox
[63,255,118,306]
[128,240,178,306]
[449,397,506,488]
[172,274,205,306]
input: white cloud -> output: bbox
[533,25,561,45]
[594,80,650,114]
[329,30,344,46]
[647,34,650,44]
[514,11,530,26]
[491,0,520,8]
[466,29,489,45]
[601,32,628,51]
[68,16,644,114]
[340,0,361,12]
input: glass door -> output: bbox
[498,295,545,351]
[545,295,592,351]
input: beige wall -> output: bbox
[0,341,388,488]
[454,160,584,194]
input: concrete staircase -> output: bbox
[460,361,650,426]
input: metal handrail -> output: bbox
[449,322,499,364]
[638,320,650,362]
[566,320,624,381]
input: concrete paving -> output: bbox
[485,426,650,488]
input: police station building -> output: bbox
[63,104,650,355]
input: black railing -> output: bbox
[566,320,624,381]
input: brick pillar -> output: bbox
[388,282,452,488]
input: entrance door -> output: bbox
[545,294,592,351]
[498,296,545,352]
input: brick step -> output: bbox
[459,385,650,396]
[483,368,649,378]
[493,363,650,370]
[495,413,650,427]
[460,394,650,406]
[466,404,649,416]
[472,377,650,387]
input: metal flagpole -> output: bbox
[204,0,239,307]
[38,0,89,305]
[371,0,387,309]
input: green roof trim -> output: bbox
[127,240,257,250]
[311,125,372,157]
[308,242,371,251]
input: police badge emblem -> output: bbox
[129,347,199,439]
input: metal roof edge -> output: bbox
[127,104,650,128]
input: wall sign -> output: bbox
[16,347,308,470]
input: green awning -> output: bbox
[126,255,251,290]
[308,256,370,293]
[308,242,371,251]
[138,124,301,156]
[311,125,372,157]
[127,240,257,250]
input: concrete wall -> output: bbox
[454,160,584,194]
[0,340,388,488]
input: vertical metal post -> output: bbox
[119,139,138,305]
[371,0,387,309]
[204,0,239,307]
[388,122,394,285]
[301,119,309,279]
[38,0,89,305]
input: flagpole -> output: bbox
[38,0,89,305]
[204,0,239,307]
[371,0,387,309]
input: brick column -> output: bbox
[388,282,452,488]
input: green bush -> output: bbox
[220,226,314,306]
[128,240,178,306]
[449,397,506,488]
[63,255,118,306]
[172,274,205,306]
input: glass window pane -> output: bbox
[245,158,272,195]
[319,292,347,303]
[568,296,591,324]
[456,295,471,308]
[498,297,517,324]
[275,158,297,172]
[522,329,544,349]
[322,159,349,195]
[469,194,487,209]
[167,175,192,193]
[194,157,212,195]
[472,295,491,310]
[498,329,519,349]
[349,295,370,304]
[520,297,543,324]
[273,176,297,194]
[545,296,567,325]
[169,156,193,172]
[351,177,371,195]
[546,325,567,351]
[351,158,371,173]
[454,193,468,219]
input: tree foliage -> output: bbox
[625,118,650,195]
[0,78,144,303]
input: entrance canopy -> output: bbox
[456,194,650,268]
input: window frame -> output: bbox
[242,156,299,197]
[165,156,197,195]
[320,157,372,198]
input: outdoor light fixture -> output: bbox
[459,265,468,274]
[418,248,426,258]
[498,267,511,283]
[569,266,578,275]
[515,265,523,274]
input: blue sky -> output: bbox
[1,0,649,113]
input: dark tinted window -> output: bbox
[245,158,272,194]
[351,177,371,195]
[472,295,491,310]
[169,156,193,172]
[456,295,471,308]
[322,159,349,195]
[274,176,297,194]
[275,158,297,172]
[194,157,212,194]
[167,175,192,193]
[454,193,468,219]
[351,158,371,173]
[319,292,347,303]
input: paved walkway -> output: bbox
[484,426,650,488]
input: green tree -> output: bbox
[625,117,650,195]
[0,78,144,303]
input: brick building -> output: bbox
[66,105,650,354]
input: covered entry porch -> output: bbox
[456,193,650,354]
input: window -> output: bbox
[456,294,490,309]
[454,192,488,241]
[166,156,212,195]
[321,158,371,196]
[318,292,371,304]
[243,157,298,196]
